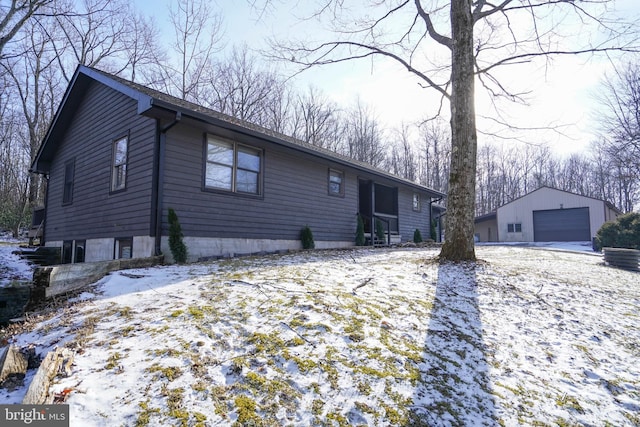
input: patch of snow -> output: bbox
[0,240,35,287]
[1,246,638,426]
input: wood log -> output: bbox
[22,348,74,404]
[0,345,28,384]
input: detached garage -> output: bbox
[476,186,621,243]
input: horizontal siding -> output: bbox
[162,125,358,242]
[398,187,431,242]
[45,81,156,242]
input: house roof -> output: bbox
[32,65,445,198]
[474,211,496,223]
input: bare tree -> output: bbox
[0,0,54,57]
[267,0,640,261]
[344,99,386,168]
[203,44,287,127]
[418,119,450,194]
[290,86,343,151]
[154,0,224,101]
[387,122,417,182]
[596,61,640,179]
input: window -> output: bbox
[62,240,73,264]
[328,169,344,196]
[115,237,133,259]
[412,193,421,212]
[507,223,522,233]
[205,135,261,195]
[74,240,86,263]
[111,136,128,192]
[62,159,75,204]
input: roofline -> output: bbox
[474,211,497,223]
[32,65,445,198]
[147,98,445,197]
[497,186,621,213]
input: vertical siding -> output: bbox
[45,82,156,242]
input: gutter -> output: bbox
[152,112,182,256]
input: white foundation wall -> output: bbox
[161,236,354,263]
[46,236,155,262]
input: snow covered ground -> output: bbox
[1,244,639,426]
[0,240,34,287]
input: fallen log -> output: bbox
[22,347,74,404]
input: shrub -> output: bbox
[375,219,386,241]
[413,228,423,243]
[595,212,640,250]
[168,208,188,263]
[355,215,366,246]
[300,225,315,249]
[430,218,437,241]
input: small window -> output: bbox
[62,159,75,204]
[111,136,128,192]
[328,169,344,197]
[115,237,133,259]
[412,193,421,212]
[205,135,262,195]
[507,223,522,233]
[62,240,73,264]
[74,240,86,263]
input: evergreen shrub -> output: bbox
[168,208,188,263]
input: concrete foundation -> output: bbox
[161,236,354,263]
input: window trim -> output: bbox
[328,168,345,197]
[114,237,133,259]
[507,223,522,233]
[412,193,421,212]
[202,134,264,197]
[110,134,129,194]
[62,158,75,205]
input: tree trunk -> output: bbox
[439,0,477,262]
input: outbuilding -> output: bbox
[474,187,621,243]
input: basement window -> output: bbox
[507,223,522,233]
[115,237,133,259]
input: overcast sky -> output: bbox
[138,0,640,156]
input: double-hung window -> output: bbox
[111,136,128,192]
[412,193,421,212]
[205,135,261,195]
[328,169,344,197]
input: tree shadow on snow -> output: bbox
[410,261,497,426]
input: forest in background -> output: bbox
[1,0,638,237]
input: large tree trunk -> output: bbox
[439,0,477,261]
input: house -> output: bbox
[30,65,445,263]
[474,187,621,243]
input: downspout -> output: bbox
[429,196,444,242]
[153,112,181,256]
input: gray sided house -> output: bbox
[31,66,445,263]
